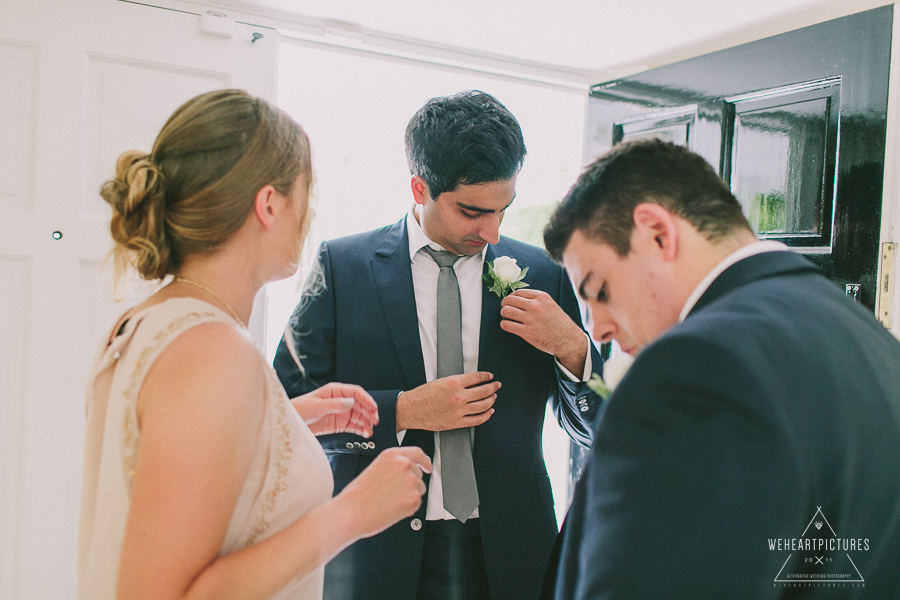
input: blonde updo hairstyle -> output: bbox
[101,89,312,281]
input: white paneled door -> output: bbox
[0,1,277,596]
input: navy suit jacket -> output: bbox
[543,250,900,599]
[274,218,603,600]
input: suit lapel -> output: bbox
[371,219,427,389]
[477,241,511,372]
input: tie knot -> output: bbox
[423,246,461,269]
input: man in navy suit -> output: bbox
[541,139,900,598]
[274,91,603,600]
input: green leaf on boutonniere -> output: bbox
[484,258,529,298]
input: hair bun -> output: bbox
[102,150,170,280]
[101,151,165,216]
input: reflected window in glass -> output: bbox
[727,80,840,247]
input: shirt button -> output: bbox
[112,351,121,360]
[410,518,422,531]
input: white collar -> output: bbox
[678,240,789,322]
[405,208,489,263]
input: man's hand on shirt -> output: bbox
[500,289,587,376]
[396,371,499,432]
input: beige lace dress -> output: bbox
[78,298,333,599]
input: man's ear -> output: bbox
[253,184,278,231]
[411,176,430,206]
[632,202,679,261]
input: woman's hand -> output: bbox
[291,382,378,437]
[336,447,432,538]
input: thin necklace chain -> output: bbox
[174,276,245,328]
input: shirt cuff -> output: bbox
[396,390,406,444]
[555,332,593,382]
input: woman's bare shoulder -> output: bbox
[137,318,266,428]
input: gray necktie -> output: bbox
[422,246,479,522]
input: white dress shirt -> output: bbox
[678,241,789,322]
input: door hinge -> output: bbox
[879,242,895,328]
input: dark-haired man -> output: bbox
[275,91,603,600]
[541,139,900,598]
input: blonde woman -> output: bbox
[79,89,431,600]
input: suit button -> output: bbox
[345,442,354,449]
[353,442,363,449]
[410,518,422,531]
[580,405,589,412]
[367,442,376,449]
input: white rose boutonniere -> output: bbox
[586,352,635,399]
[483,256,529,298]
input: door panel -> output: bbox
[615,104,697,146]
[728,78,841,247]
[0,42,37,215]
[0,1,276,596]
[584,6,893,309]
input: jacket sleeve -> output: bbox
[273,242,405,482]
[549,266,605,448]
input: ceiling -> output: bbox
[207,0,883,81]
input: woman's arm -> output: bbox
[186,447,429,599]
[117,322,429,600]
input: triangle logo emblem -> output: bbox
[771,506,866,585]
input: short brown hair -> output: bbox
[404,90,526,198]
[544,139,751,260]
